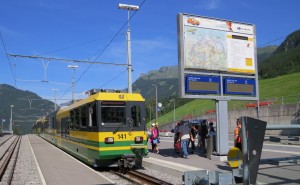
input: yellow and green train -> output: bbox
[36,89,148,168]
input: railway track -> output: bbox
[0,135,21,184]
[113,169,174,185]
[0,135,14,147]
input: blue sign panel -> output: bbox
[224,77,256,95]
[185,75,220,94]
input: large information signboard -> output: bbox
[178,13,259,100]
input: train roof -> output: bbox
[57,91,145,113]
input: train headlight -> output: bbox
[135,136,143,143]
[105,137,114,144]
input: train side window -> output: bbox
[70,110,75,129]
[131,106,141,127]
[89,103,97,127]
[80,106,87,127]
[74,108,80,129]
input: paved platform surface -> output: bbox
[28,134,114,185]
[145,137,300,185]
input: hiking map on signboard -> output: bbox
[183,16,255,74]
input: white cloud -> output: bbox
[199,0,220,10]
[0,26,22,38]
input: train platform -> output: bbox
[27,134,114,185]
[144,136,300,184]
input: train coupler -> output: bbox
[118,154,136,169]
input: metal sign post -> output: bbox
[216,99,229,155]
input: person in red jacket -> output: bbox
[150,123,159,153]
[234,119,242,151]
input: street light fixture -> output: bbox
[118,4,139,10]
[68,65,78,101]
[118,3,139,93]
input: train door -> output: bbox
[58,117,68,147]
[126,102,146,131]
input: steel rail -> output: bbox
[0,135,13,147]
[113,169,173,185]
[0,136,21,182]
[6,136,21,184]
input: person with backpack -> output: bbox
[178,120,193,159]
[172,122,181,154]
[234,119,242,151]
[150,123,159,153]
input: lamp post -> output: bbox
[52,89,59,111]
[10,105,14,133]
[68,65,78,101]
[170,99,176,125]
[118,3,139,93]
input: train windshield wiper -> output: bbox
[113,126,121,134]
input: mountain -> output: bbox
[258,30,300,79]
[133,66,178,100]
[257,45,277,63]
[0,84,55,134]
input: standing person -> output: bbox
[178,120,192,159]
[155,123,160,144]
[234,119,242,151]
[172,122,180,153]
[150,123,159,153]
[208,122,216,153]
[190,124,198,154]
[199,120,208,152]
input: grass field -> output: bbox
[152,72,300,127]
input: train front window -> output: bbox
[101,101,126,127]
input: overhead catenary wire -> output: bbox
[40,35,116,56]
[258,34,289,47]
[0,32,17,87]
[8,54,128,66]
[100,69,128,88]
[58,0,147,100]
[16,79,71,86]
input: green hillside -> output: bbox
[0,84,55,134]
[259,30,300,79]
[153,72,300,126]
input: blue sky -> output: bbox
[1,0,299,104]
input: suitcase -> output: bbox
[174,142,181,153]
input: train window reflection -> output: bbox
[131,106,141,127]
[101,106,126,126]
[89,103,97,127]
[80,106,87,127]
